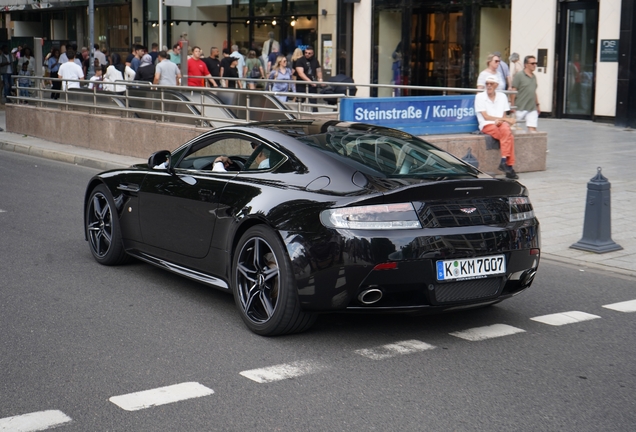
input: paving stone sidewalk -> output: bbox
[0,109,634,276]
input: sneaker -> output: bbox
[505,168,519,179]
[498,160,507,172]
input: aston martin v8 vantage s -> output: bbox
[84,120,540,335]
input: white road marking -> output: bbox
[355,339,436,360]
[0,209,6,213]
[450,324,525,341]
[240,360,328,383]
[530,311,600,326]
[603,299,636,313]
[0,410,71,431]
[109,382,214,411]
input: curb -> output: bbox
[542,253,636,279]
[0,140,130,171]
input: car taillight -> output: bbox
[509,197,535,222]
[320,203,422,230]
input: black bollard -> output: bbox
[462,147,479,168]
[570,167,623,253]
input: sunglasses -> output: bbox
[528,62,538,65]
[493,60,500,63]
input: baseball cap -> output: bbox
[11,48,17,53]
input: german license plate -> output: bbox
[436,255,506,281]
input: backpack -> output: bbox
[250,64,261,79]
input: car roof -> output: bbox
[230,119,417,141]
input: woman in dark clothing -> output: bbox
[134,54,155,83]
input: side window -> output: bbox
[176,136,255,171]
[244,143,286,171]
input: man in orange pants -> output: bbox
[474,75,518,179]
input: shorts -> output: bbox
[515,110,539,128]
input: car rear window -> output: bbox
[297,126,479,178]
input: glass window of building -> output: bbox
[373,0,511,96]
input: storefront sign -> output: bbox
[600,40,619,62]
[339,95,478,135]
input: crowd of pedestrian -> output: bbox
[0,35,329,107]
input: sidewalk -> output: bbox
[1,109,634,277]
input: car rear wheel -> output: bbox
[86,184,130,266]
[233,226,316,336]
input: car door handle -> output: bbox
[199,189,215,197]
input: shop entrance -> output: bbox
[557,1,598,118]
[410,9,465,91]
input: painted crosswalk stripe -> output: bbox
[450,324,525,341]
[530,311,600,326]
[240,360,328,383]
[355,339,436,360]
[0,410,71,431]
[603,299,636,313]
[109,382,214,411]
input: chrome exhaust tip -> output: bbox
[358,288,383,305]
[522,270,537,287]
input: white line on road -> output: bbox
[0,410,71,431]
[109,382,214,411]
[603,299,636,313]
[450,324,526,341]
[355,339,436,360]
[240,360,328,383]
[530,311,600,326]
[0,209,6,213]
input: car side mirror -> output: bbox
[149,150,172,171]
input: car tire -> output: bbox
[232,225,316,336]
[85,184,130,266]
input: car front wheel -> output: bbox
[232,226,315,336]
[85,184,129,266]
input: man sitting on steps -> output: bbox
[474,75,519,179]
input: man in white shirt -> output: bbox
[474,75,518,179]
[58,49,84,91]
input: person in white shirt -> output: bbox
[89,65,105,90]
[102,52,126,92]
[474,75,518,179]
[476,53,506,90]
[57,49,84,91]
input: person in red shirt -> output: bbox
[187,46,218,87]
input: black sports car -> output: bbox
[84,120,540,335]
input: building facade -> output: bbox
[1,0,635,125]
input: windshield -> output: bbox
[296,126,480,178]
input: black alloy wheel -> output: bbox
[233,225,315,336]
[86,185,129,266]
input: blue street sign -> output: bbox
[340,95,479,135]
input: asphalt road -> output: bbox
[1,152,635,431]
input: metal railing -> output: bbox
[9,75,518,128]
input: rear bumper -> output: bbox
[288,221,540,311]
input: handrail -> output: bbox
[10,75,518,128]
